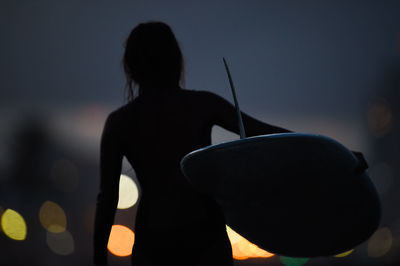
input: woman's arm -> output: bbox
[203,91,291,136]
[94,112,123,265]
[201,91,370,172]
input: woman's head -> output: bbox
[123,21,184,100]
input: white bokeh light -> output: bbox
[117,174,139,209]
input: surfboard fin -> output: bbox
[352,151,369,174]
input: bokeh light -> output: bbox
[226,226,274,260]
[334,249,354,257]
[368,227,392,258]
[226,225,241,245]
[50,159,79,192]
[1,209,27,241]
[46,229,75,255]
[39,201,67,233]
[368,100,393,138]
[107,225,135,257]
[0,206,4,232]
[280,256,309,266]
[117,174,139,209]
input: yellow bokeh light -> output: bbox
[46,229,75,255]
[107,225,135,257]
[226,226,274,260]
[368,227,392,258]
[0,206,4,232]
[39,201,67,233]
[117,174,139,209]
[1,209,27,241]
[334,249,354,257]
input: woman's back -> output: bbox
[95,88,289,265]
[99,89,240,265]
[120,89,225,230]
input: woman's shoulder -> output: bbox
[109,96,144,116]
[104,103,133,129]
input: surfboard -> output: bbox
[180,133,381,257]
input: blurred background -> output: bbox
[0,0,399,265]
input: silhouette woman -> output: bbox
[93,21,290,266]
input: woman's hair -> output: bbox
[123,21,184,101]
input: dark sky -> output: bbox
[1,0,399,118]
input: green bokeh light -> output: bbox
[280,256,309,266]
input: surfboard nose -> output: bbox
[180,133,381,257]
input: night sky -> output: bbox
[0,1,399,265]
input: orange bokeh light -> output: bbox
[107,225,135,257]
[226,226,274,260]
[107,224,272,260]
